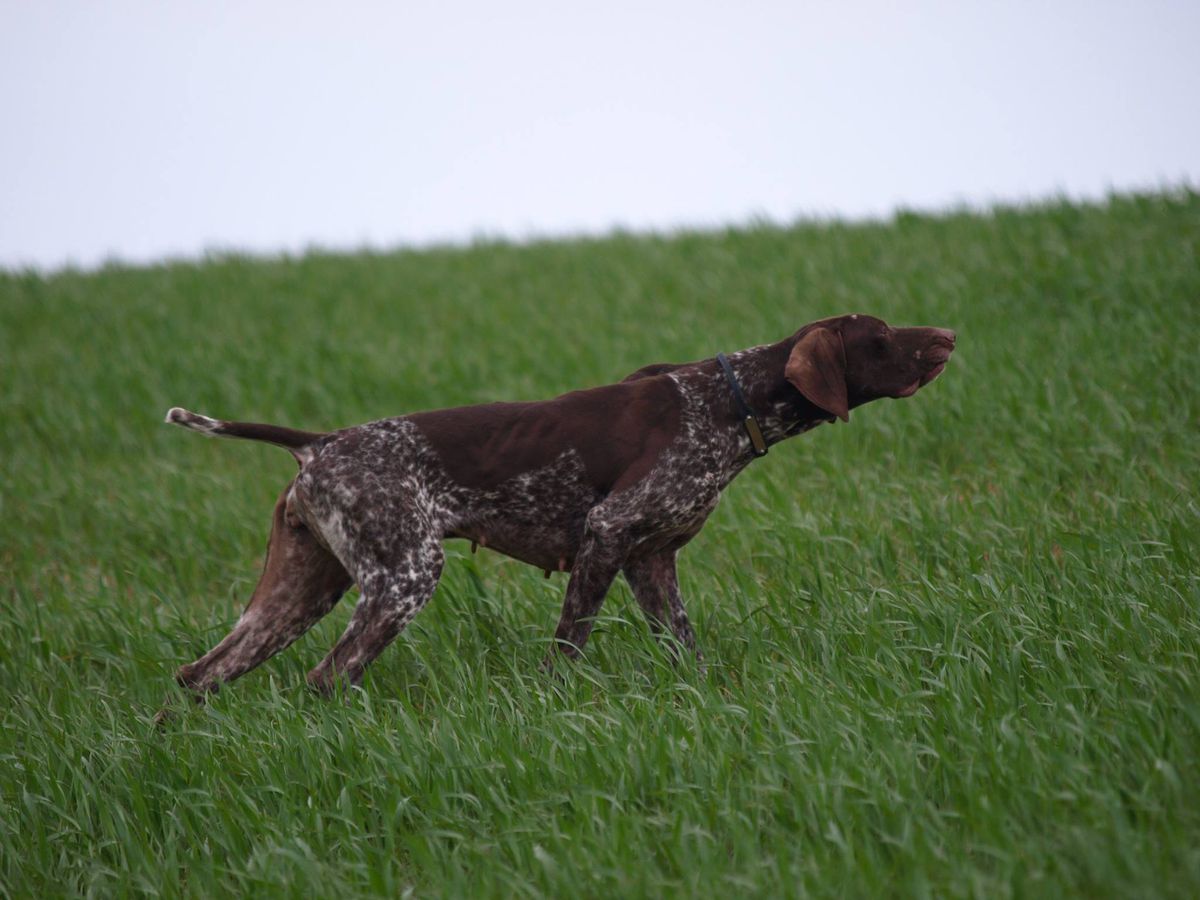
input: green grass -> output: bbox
[2,191,1199,898]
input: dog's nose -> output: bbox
[934,328,956,345]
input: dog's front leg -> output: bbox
[544,512,633,666]
[622,550,701,663]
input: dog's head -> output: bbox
[784,314,955,421]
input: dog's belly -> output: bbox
[446,455,600,572]
[451,520,583,572]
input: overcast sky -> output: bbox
[1,1,1197,270]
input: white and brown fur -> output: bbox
[160,314,955,710]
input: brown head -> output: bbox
[783,314,956,421]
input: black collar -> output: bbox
[716,352,768,458]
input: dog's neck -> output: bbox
[712,339,836,453]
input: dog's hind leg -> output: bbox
[172,489,352,698]
[305,529,444,696]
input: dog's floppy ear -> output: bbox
[785,328,849,422]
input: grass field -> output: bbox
[2,191,1199,897]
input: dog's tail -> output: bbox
[164,407,325,466]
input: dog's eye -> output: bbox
[873,334,889,355]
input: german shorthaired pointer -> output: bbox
[163,314,954,701]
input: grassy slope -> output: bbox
[1,193,1198,897]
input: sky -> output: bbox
[1,0,1197,270]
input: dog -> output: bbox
[162,314,955,701]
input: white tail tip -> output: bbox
[165,407,220,433]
